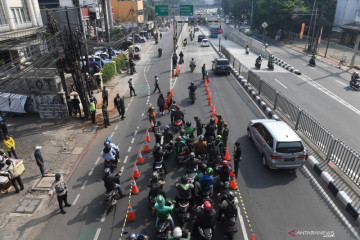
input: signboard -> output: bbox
[155,5,168,16]
[261,22,268,29]
[180,5,193,16]
[218,28,223,34]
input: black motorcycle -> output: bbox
[154,158,167,176]
[156,200,175,239]
[255,60,262,69]
[309,58,316,67]
[189,91,196,104]
[350,79,360,90]
[268,62,274,71]
[104,189,119,213]
[158,49,162,57]
[178,198,191,223]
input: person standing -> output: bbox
[3,134,18,159]
[119,96,125,120]
[147,105,156,123]
[89,91,97,105]
[4,159,24,193]
[166,92,173,112]
[96,75,102,93]
[114,94,122,117]
[49,173,71,214]
[128,78,137,97]
[102,103,110,128]
[217,114,224,136]
[157,93,165,115]
[222,123,229,147]
[0,117,8,135]
[153,75,161,93]
[233,141,242,178]
[194,115,204,137]
[89,98,96,124]
[71,95,81,118]
[34,146,45,177]
[102,86,108,106]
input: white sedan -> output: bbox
[201,39,210,47]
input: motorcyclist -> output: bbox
[129,58,136,73]
[183,38,187,46]
[256,55,262,66]
[153,143,167,174]
[104,137,119,159]
[188,82,197,100]
[216,160,232,183]
[179,51,184,64]
[153,121,163,144]
[155,195,175,229]
[163,125,174,145]
[174,136,189,156]
[245,45,250,54]
[168,227,191,240]
[217,114,224,136]
[201,64,206,79]
[148,172,166,203]
[175,175,194,208]
[214,135,225,158]
[192,201,216,235]
[217,191,238,222]
[196,168,214,197]
[173,54,178,68]
[173,105,185,124]
[102,141,117,162]
[268,54,275,64]
[158,47,162,56]
[186,152,200,173]
[194,135,207,155]
[128,233,149,240]
[352,72,360,81]
[206,136,216,167]
[179,129,190,146]
[311,53,316,61]
[184,121,195,139]
[103,168,125,197]
[195,163,208,181]
[204,118,217,141]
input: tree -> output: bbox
[144,2,156,21]
[221,0,231,15]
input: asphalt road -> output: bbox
[35,26,360,240]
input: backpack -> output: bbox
[224,200,237,218]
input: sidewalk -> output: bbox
[0,59,137,239]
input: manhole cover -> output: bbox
[14,198,42,214]
[32,175,55,191]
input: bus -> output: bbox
[209,25,219,38]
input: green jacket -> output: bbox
[155,203,174,219]
[195,119,203,131]
[223,128,229,140]
[184,127,195,138]
[102,104,109,118]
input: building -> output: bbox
[111,0,144,28]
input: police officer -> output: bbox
[194,115,204,137]
[49,173,71,214]
[222,123,229,147]
[90,98,96,124]
[217,114,224,136]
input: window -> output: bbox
[11,7,30,24]
[11,9,17,24]
[0,1,7,25]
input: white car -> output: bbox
[201,39,210,47]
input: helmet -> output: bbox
[191,81,194,85]
[203,201,212,211]
[217,155,222,161]
[176,105,180,110]
[217,114,222,118]
[180,129,185,136]
[190,152,195,159]
[192,58,194,60]
[181,175,188,184]
[173,100,176,104]
[227,191,235,202]
[198,134,204,141]
[155,143,161,151]
[106,137,112,143]
[152,171,159,179]
[210,118,215,123]
[205,167,213,175]
[157,121,161,126]
[137,234,145,240]
[173,227,182,238]
[194,115,198,119]
[186,121,191,127]
[155,75,157,78]
[55,173,61,179]
[129,233,137,240]
[104,168,111,176]
[222,160,228,167]
[200,163,207,172]
[176,136,182,141]
[156,195,165,206]
[104,141,111,147]
[216,135,222,141]
[224,123,228,127]
[164,125,169,130]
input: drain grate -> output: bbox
[14,198,42,214]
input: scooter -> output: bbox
[309,58,316,67]
[350,79,360,90]
[190,64,196,72]
[268,62,274,71]
[156,200,175,239]
[173,119,183,133]
[178,198,191,223]
[197,226,213,240]
[245,48,249,54]
[104,189,119,213]
[255,60,262,69]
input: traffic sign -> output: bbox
[261,22,268,29]
[180,5,193,16]
[155,5,168,16]
[218,28,223,34]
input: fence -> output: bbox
[239,64,360,185]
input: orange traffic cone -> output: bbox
[224,146,230,160]
[251,234,255,240]
[206,88,210,95]
[138,150,144,164]
[144,141,150,152]
[150,120,154,132]
[207,72,210,82]
[127,203,136,221]
[214,117,218,124]
[145,129,151,142]
[208,96,212,106]
[133,163,140,178]
[229,170,233,177]
[230,176,237,189]
[170,88,174,97]
[205,78,208,86]
[212,101,215,112]
[177,64,180,75]
[131,177,139,194]
[212,104,215,114]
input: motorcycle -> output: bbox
[156,200,174,239]
[154,158,166,176]
[197,226,213,240]
[190,64,196,73]
[104,189,119,212]
[245,48,249,55]
[189,91,196,104]
[158,49,162,57]
[220,215,238,240]
[186,171,197,184]
[309,58,316,67]
[178,198,191,223]
[255,60,262,69]
[267,62,274,71]
[104,158,117,172]
[173,119,183,133]
[177,150,188,165]
[162,143,173,158]
[215,179,230,196]
[179,56,184,64]
[350,79,360,90]
[130,66,135,75]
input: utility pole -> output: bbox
[130,6,135,45]
[219,20,221,52]
[106,0,113,29]
[305,0,317,51]
[310,8,318,52]
[101,0,112,59]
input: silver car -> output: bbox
[247,119,306,170]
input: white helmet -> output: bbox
[173,227,182,238]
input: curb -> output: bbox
[307,155,360,224]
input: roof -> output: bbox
[216,58,229,61]
[251,119,301,142]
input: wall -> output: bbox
[111,0,144,24]
[333,0,360,32]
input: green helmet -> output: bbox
[156,195,165,206]
[215,135,222,141]
[205,167,213,175]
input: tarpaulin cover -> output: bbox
[0,93,27,113]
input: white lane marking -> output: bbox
[124,156,128,164]
[303,166,360,239]
[95,157,100,165]
[137,126,139,129]
[128,103,131,107]
[100,150,103,154]
[130,98,133,103]
[274,78,288,89]
[81,180,88,190]
[120,166,125,173]
[148,96,150,99]
[336,80,347,86]
[128,146,132,152]
[131,138,135,144]
[110,132,114,137]
[93,228,101,240]
[146,99,149,103]
[299,74,360,115]
[100,210,107,222]
[141,113,144,117]
[125,107,128,111]
[134,130,138,136]
[237,206,249,240]
[72,194,80,206]
[115,125,118,130]
[88,168,94,176]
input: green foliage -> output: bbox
[144,2,156,21]
[41,32,51,38]
[110,27,124,38]
[101,62,116,83]
[114,53,127,73]
[222,0,231,15]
